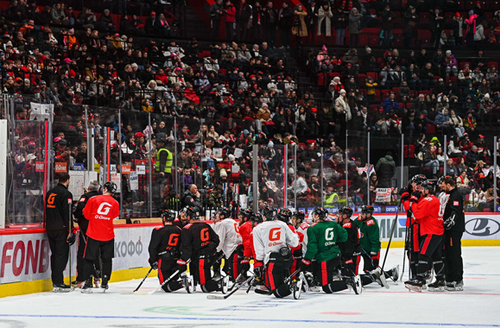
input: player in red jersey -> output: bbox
[81,182,120,292]
[405,181,445,292]
[238,209,254,274]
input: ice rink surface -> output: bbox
[1,247,499,328]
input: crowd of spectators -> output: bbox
[2,0,499,219]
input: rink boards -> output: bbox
[1,213,499,297]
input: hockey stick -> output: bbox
[68,203,72,287]
[134,269,181,295]
[401,225,408,281]
[380,199,402,271]
[119,267,154,294]
[207,274,256,300]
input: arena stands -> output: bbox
[1,0,499,228]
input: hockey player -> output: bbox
[212,207,243,282]
[302,207,361,294]
[45,173,74,292]
[73,180,101,287]
[238,209,254,274]
[405,181,445,292]
[148,210,184,292]
[336,206,362,276]
[401,174,427,278]
[356,205,398,286]
[290,211,308,275]
[442,176,465,291]
[81,182,120,292]
[177,206,229,293]
[173,206,190,229]
[253,208,300,298]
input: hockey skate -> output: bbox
[405,277,424,292]
[370,267,389,289]
[217,275,230,294]
[181,272,195,293]
[81,279,93,294]
[292,272,305,300]
[428,278,445,292]
[386,265,399,283]
[52,283,73,293]
[445,281,464,291]
[346,275,362,295]
[71,280,84,288]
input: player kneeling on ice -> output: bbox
[81,182,120,293]
[178,207,229,293]
[253,208,300,298]
[404,181,445,292]
[212,207,244,283]
[148,210,184,292]
[302,207,362,294]
[356,205,399,287]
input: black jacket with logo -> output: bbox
[444,187,465,233]
[45,183,73,231]
[74,190,100,234]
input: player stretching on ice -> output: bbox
[253,208,300,298]
[302,207,362,294]
[148,210,184,292]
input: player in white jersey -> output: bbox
[212,207,242,282]
[253,209,299,298]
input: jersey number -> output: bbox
[200,228,209,242]
[269,227,281,241]
[325,228,335,241]
[168,234,180,246]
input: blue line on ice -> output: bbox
[0,313,498,327]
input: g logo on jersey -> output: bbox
[325,227,334,241]
[269,227,281,241]
[465,218,500,236]
[97,202,113,215]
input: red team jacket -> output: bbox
[410,195,444,236]
[83,195,120,241]
[239,221,253,257]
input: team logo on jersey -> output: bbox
[465,218,500,236]
[453,201,459,206]
[96,202,113,215]
[366,219,374,226]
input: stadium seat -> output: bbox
[487,61,498,69]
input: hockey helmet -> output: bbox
[218,207,231,219]
[338,206,353,218]
[276,208,292,223]
[410,174,427,186]
[251,213,264,224]
[360,205,374,215]
[240,208,253,219]
[263,206,277,221]
[185,206,200,220]
[293,211,305,222]
[312,207,328,221]
[103,181,117,194]
[421,180,435,194]
[161,209,176,222]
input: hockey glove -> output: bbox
[301,259,311,271]
[150,261,158,270]
[176,259,188,273]
[443,214,456,230]
[410,191,422,203]
[400,187,411,201]
[254,261,264,279]
[66,228,76,246]
[292,248,303,260]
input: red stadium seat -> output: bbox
[367,72,378,81]
[359,35,368,46]
[487,61,498,69]
[317,73,325,86]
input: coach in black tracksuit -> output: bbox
[73,181,101,283]
[442,177,465,289]
[45,173,73,288]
